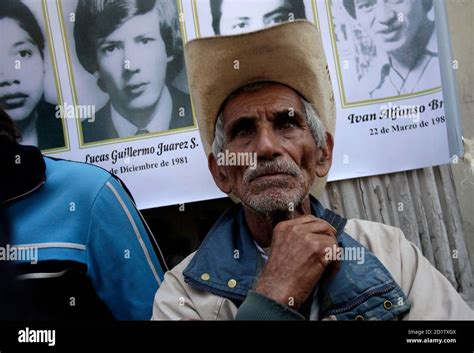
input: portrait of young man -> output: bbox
[341,0,440,100]
[209,0,307,35]
[0,0,65,150]
[74,0,193,144]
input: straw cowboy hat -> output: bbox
[185,20,336,197]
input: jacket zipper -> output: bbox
[4,178,46,204]
[322,283,396,317]
[185,276,246,302]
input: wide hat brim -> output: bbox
[185,20,336,197]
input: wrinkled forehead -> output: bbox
[223,81,304,108]
[220,82,304,122]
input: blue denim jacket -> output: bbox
[183,197,411,320]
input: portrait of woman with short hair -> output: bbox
[0,0,65,151]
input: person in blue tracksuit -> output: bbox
[0,106,166,320]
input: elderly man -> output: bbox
[152,21,473,320]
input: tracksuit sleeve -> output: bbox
[85,177,165,320]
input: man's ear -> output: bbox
[208,153,232,194]
[315,132,334,178]
[94,71,107,93]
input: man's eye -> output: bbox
[140,38,154,44]
[233,21,248,30]
[103,45,118,53]
[269,15,287,24]
[235,128,250,137]
[18,49,32,58]
[357,0,375,10]
[277,116,298,130]
[280,121,296,129]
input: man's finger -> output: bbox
[293,222,338,239]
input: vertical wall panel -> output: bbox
[323,165,473,301]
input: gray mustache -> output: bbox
[243,159,301,183]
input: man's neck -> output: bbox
[389,20,435,76]
[243,196,312,247]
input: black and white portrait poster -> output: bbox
[328,0,441,105]
[190,0,316,37]
[24,0,224,209]
[60,0,195,145]
[0,0,67,152]
[320,0,453,180]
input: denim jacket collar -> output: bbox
[183,197,411,320]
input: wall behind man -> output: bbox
[446,0,474,275]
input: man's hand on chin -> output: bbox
[255,215,340,310]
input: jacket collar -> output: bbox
[183,197,411,320]
[184,203,257,301]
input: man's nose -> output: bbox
[0,55,19,87]
[375,3,397,25]
[123,45,141,73]
[254,126,282,161]
[0,61,19,87]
